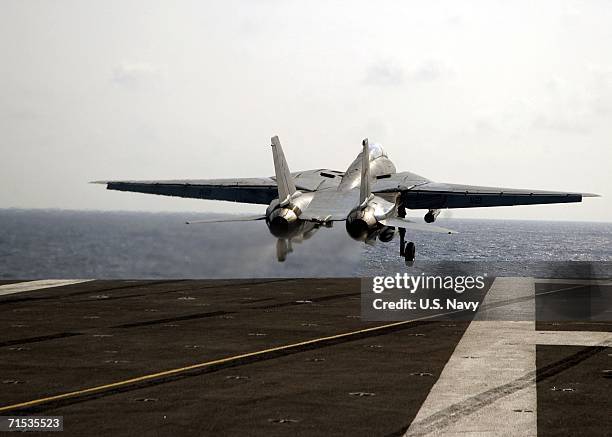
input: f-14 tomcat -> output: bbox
[94,136,597,262]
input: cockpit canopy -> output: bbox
[337,141,395,190]
[368,143,387,160]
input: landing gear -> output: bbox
[397,204,415,263]
[398,203,406,257]
[404,242,415,262]
[398,229,416,262]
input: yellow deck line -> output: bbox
[0,317,430,413]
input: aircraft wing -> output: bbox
[374,179,598,209]
[93,169,344,205]
[93,178,279,205]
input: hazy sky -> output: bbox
[1,0,610,221]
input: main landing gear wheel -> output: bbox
[404,242,416,262]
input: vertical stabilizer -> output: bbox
[270,136,296,203]
[360,138,371,205]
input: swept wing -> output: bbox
[93,169,343,206]
[373,173,597,209]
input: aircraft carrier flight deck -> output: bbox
[0,278,610,436]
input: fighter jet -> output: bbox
[94,136,598,262]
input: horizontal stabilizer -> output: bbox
[380,217,457,234]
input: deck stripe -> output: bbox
[0,280,94,297]
[406,277,537,436]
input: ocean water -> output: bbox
[362,218,612,277]
[0,209,610,279]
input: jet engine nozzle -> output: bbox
[266,207,299,238]
[345,206,379,241]
[265,193,314,239]
[424,209,441,223]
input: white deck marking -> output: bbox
[405,277,611,437]
[0,280,93,297]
